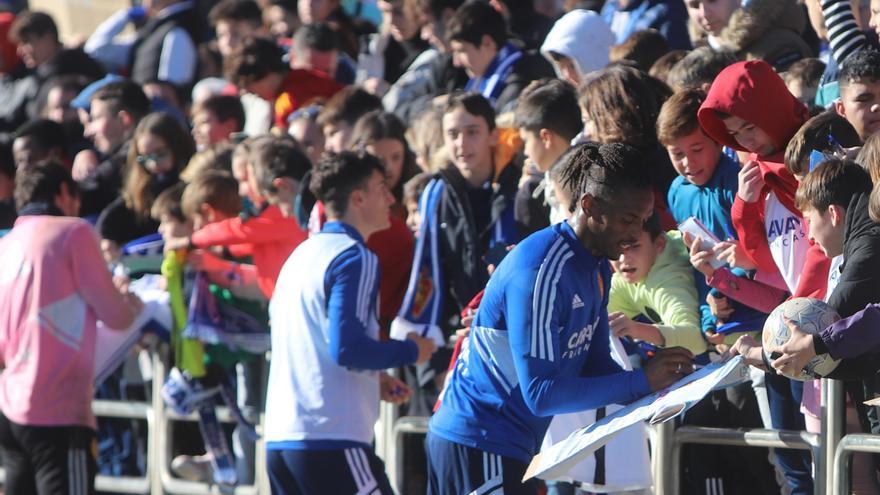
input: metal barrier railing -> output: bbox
[655,379,845,495]
[381,379,850,495]
[150,350,270,495]
[666,426,821,494]
[832,434,880,493]
[0,350,271,495]
[1,355,865,495]
[389,416,430,493]
[93,399,154,494]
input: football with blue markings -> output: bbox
[761,298,840,381]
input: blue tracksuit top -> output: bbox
[429,221,651,462]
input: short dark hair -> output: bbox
[352,110,409,146]
[9,11,58,43]
[667,47,738,91]
[151,182,187,222]
[193,94,245,131]
[514,79,582,142]
[403,172,433,204]
[556,142,653,212]
[415,0,465,20]
[309,151,385,217]
[250,136,311,196]
[657,87,708,145]
[208,0,262,27]
[839,49,880,87]
[44,74,89,98]
[784,111,861,176]
[443,91,496,131]
[446,2,507,48]
[15,119,65,154]
[783,58,826,90]
[795,158,871,212]
[351,110,420,193]
[180,171,241,219]
[643,212,662,240]
[14,162,78,211]
[90,81,151,122]
[609,29,669,73]
[649,50,688,85]
[293,22,338,53]
[316,86,383,128]
[224,36,288,87]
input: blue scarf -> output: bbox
[391,176,518,345]
[465,43,522,106]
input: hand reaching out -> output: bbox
[727,334,767,371]
[684,232,716,279]
[609,311,635,338]
[768,318,818,377]
[379,373,411,405]
[713,240,757,271]
[187,249,229,273]
[707,293,734,321]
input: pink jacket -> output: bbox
[0,216,134,428]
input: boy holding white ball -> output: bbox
[759,158,880,378]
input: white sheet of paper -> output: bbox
[94,276,171,387]
[524,356,750,482]
[537,334,652,490]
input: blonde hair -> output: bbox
[857,132,880,184]
[406,104,445,173]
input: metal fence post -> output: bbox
[652,420,676,495]
[819,379,844,495]
[151,351,167,495]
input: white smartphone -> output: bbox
[678,217,725,269]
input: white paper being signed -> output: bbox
[524,356,750,482]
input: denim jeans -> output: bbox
[765,372,813,495]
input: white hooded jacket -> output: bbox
[540,9,615,78]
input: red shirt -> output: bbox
[191,205,307,298]
[274,69,344,130]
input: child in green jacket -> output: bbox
[608,216,708,356]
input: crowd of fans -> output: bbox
[5,0,880,493]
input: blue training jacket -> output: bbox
[429,221,651,462]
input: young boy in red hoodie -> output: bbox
[697,60,830,495]
[698,60,831,300]
[166,137,310,298]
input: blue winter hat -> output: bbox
[71,74,126,112]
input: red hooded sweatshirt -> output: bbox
[698,60,830,300]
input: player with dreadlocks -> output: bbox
[425,142,695,494]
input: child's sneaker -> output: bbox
[171,453,213,482]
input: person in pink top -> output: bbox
[0,163,141,495]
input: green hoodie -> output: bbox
[608,231,707,355]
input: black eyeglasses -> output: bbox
[136,150,170,165]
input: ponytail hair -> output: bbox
[557,142,654,213]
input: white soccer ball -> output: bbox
[761,298,841,381]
